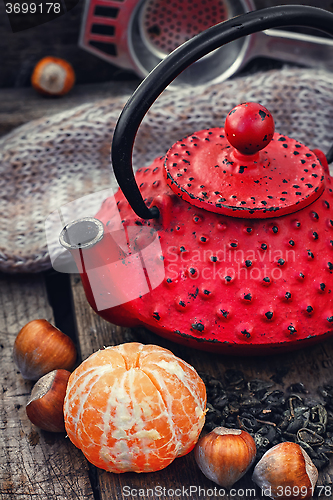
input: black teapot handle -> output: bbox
[111,5,333,219]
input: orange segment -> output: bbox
[138,348,206,457]
[64,343,206,473]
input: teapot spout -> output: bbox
[59,217,164,319]
[59,217,129,312]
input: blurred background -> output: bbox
[1,0,332,88]
[1,0,333,136]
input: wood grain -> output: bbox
[70,273,333,499]
[0,273,94,500]
[0,80,139,137]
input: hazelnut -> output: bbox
[31,56,75,96]
[26,369,71,432]
[13,319,76,380]
[252,442,318,499]
[194,426,257,488]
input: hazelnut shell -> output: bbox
[13,319,77,380]
[252,441,318,500]
[194,426,257,488]
[31,56,75,96]
[26,369,71,432]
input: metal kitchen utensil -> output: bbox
[79,0,333,87]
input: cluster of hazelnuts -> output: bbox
[13,319,77,433]
[13,320,319,499]
[194,427,319,500]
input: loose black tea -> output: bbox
[200,369,333,471]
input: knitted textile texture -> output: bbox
[0,67,333,273]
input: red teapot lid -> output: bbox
[164,102,325,218]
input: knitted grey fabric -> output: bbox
[1,67,332,273]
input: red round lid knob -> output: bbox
[225,102,275,155]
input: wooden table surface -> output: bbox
[0,80,140,137]
[1,81,333,500]
[1,269,333,500]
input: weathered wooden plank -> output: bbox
[0,273,94,500]
[71,274,333,499]
[70,275,134,360]
[71,274,243,500]
[0,80,139,137]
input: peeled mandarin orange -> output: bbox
[63,342,207,473]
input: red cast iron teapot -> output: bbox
[60,5,333,355]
